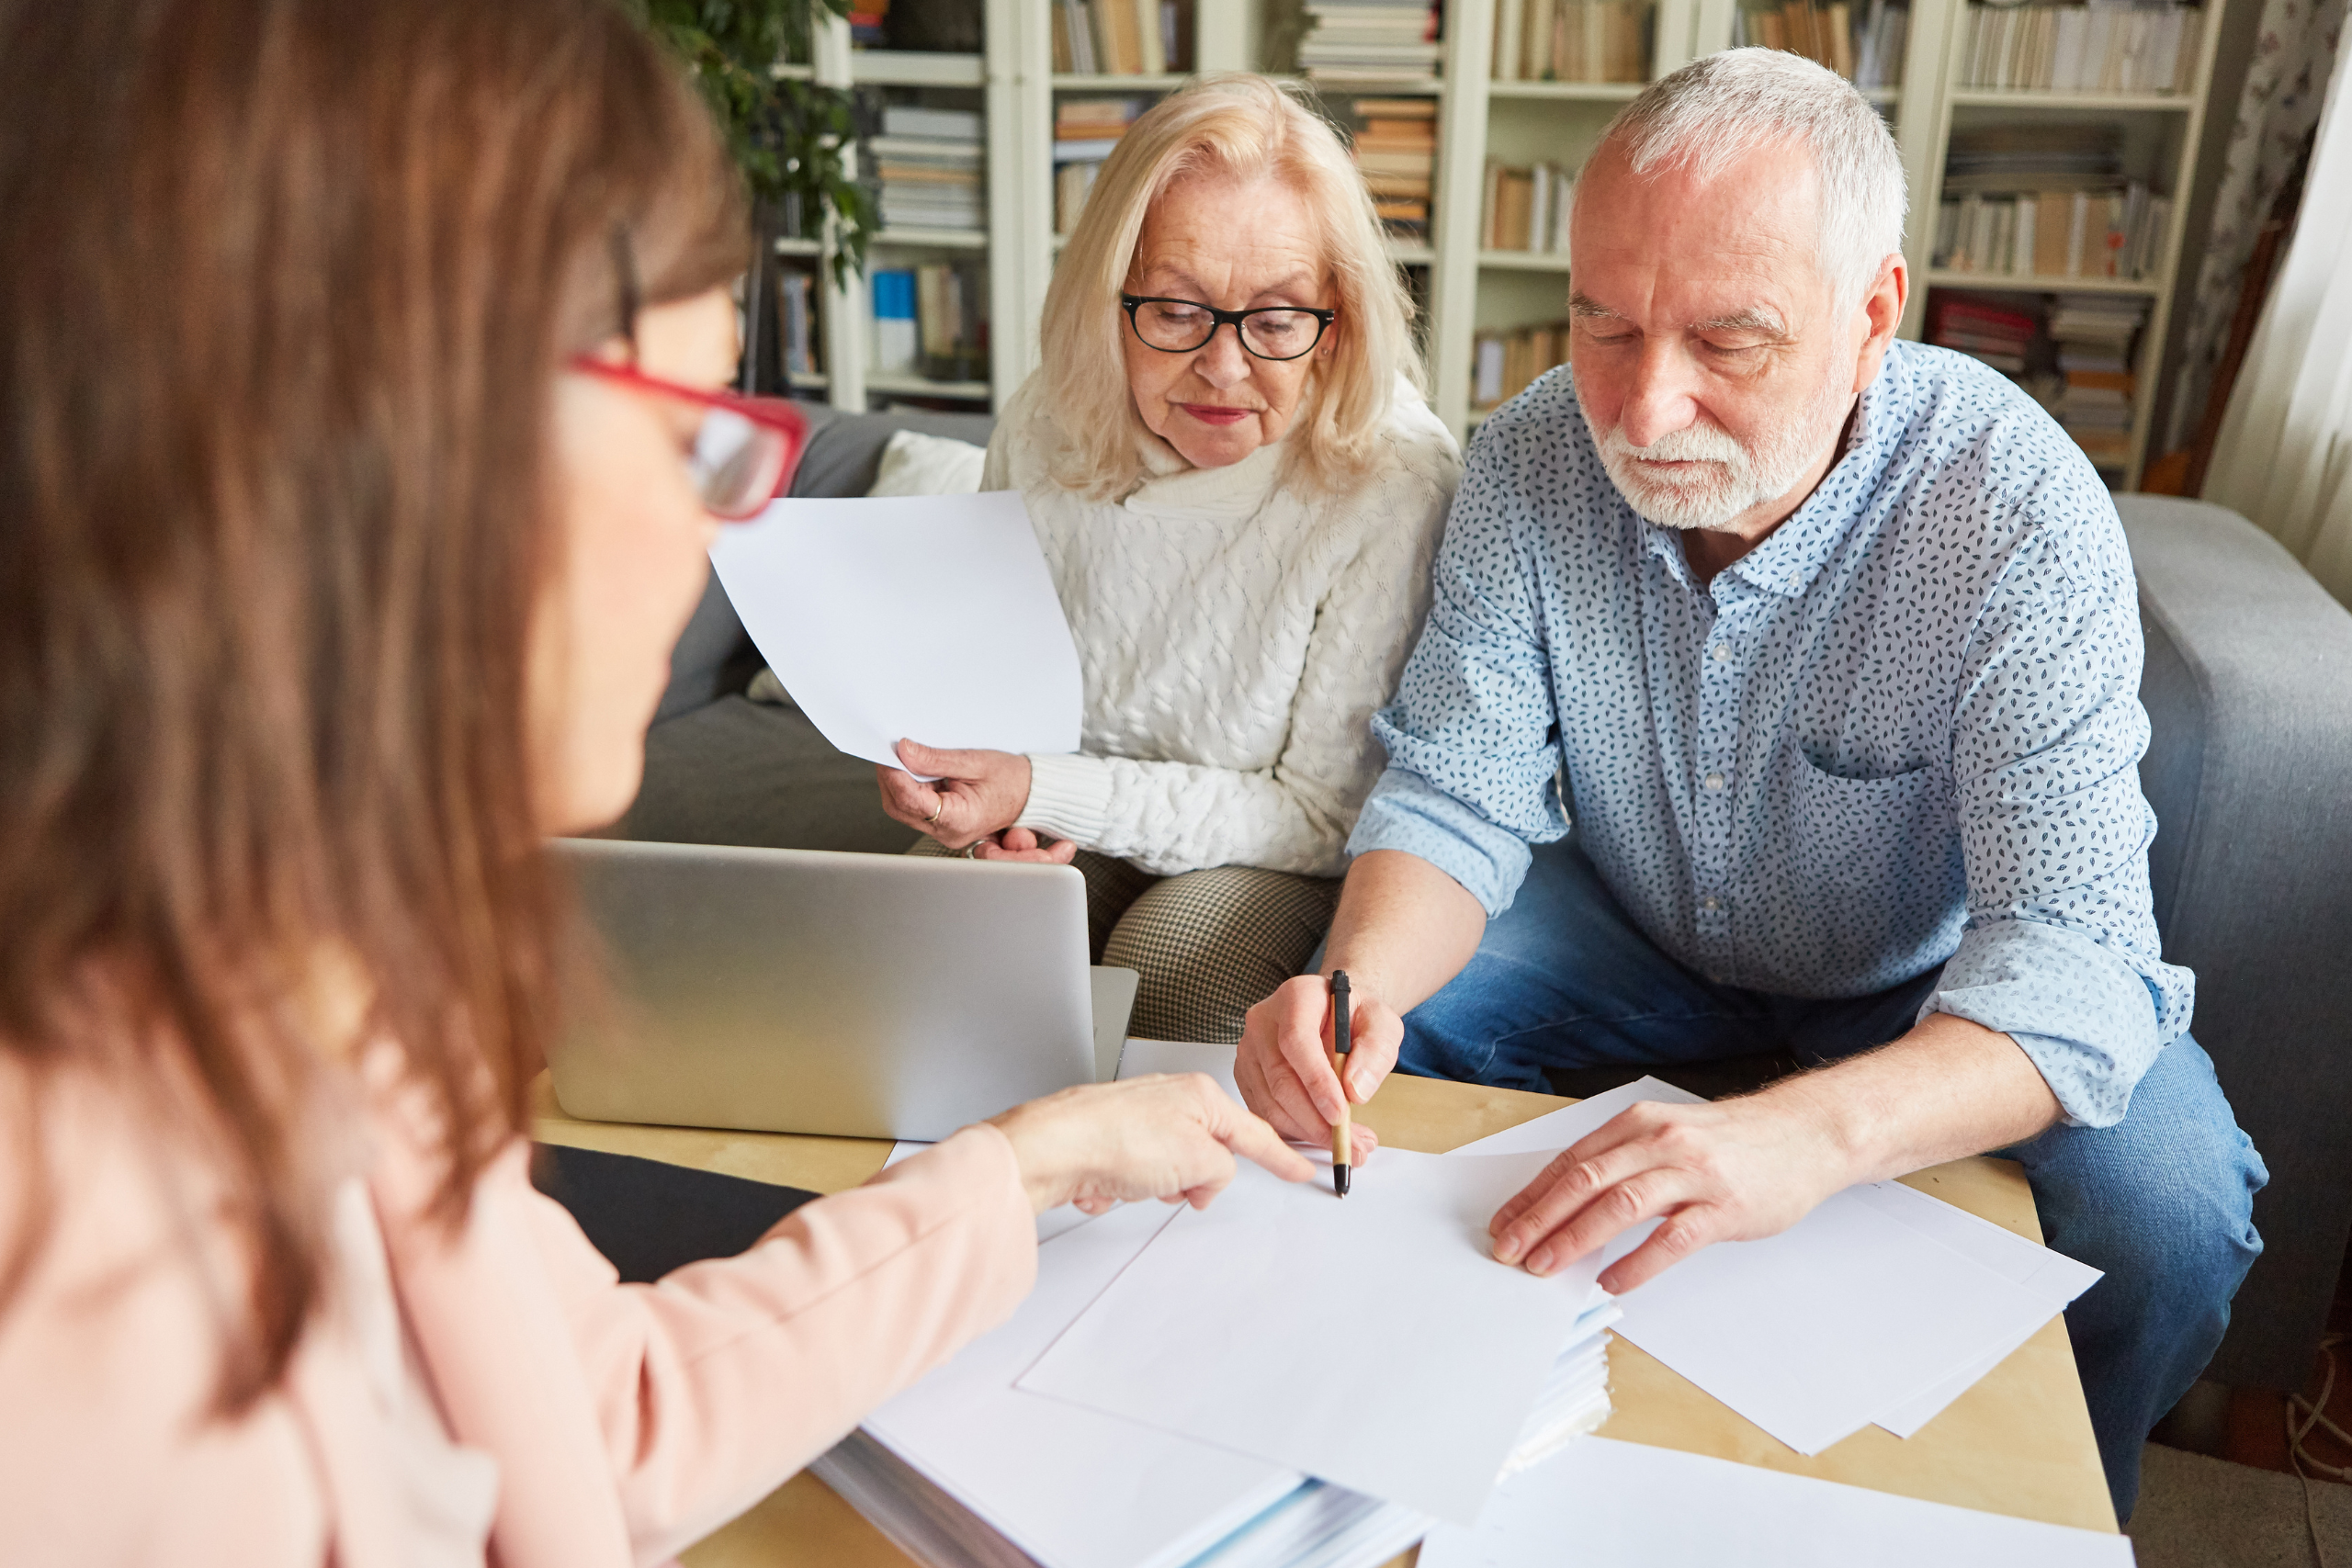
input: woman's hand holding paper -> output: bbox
[877,739,1037,850]
[988,1072,1317,1215]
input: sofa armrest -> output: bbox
[2123,495,2352,1389]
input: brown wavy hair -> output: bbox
[0,0,746,1410]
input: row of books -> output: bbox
[1491,0,1652,83]
[870,263,989,382]
[1926,291,2146,468]
[871,104,985,233]
[1732,0,1910,89]
[1931,185,2171,279]
[1482,160,1574,253]
[1052,96,1143,234]
[1472,320,1571,409]
[1349,96,1440,236]
[1956,2,2199,94]
[1301,0,1443,85]
[1050,0,1188,75]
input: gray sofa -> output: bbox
[623,406,2352,1395]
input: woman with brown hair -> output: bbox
[0,2,1306,1562]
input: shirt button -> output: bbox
[1711,643,1731,662]
[1704,772,1725,792]
[1702,896,1721,911]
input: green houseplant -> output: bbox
[638,0,876,292]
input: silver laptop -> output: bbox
[548,839,1138,1141]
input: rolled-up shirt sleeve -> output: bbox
[1927,515,2196,1127]
[1347,438,1568,916]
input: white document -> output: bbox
[707,491,1081,773]
[1849,1180,2102,1436]
[1018,1148,1600,1525]
[1416,1436,2136,1567]
[1452,1077,2081,1453]
[1115,1038,1244,1104]
[865,1201,1307,1568]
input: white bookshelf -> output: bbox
[778,0,2222,491]
[1906,0,2225,487]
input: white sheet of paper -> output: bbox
[1017,1148,1600,1524]
[865,1201,1308,1568]
[1114,1038,1243,1104]
[707,491,1081,772]
[1450,1077,2073,1454]
[1416,1436,2136,1568]
[1849,1181,2102,1436]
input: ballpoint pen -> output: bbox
[1330,970,1352,1198]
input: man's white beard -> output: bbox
[1580,367,1852,532]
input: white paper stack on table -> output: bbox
[822,1043,1619,1568]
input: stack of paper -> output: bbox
[826,1067,1621,1566]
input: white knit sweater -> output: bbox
[989,376,1462,879]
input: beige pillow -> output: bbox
[866,427,987,496]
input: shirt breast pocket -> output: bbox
[1776,752,1963,987]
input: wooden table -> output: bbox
[532,1070,2118,1566]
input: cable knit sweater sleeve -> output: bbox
[996,383,1462,879]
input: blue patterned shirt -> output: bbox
[1351,341,2192,1128]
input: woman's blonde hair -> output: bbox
[1038,73,1423,500]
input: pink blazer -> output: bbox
[0,1060,1038,1567]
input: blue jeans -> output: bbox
[1399,840,2268,1520]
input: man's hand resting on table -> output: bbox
[1488,1089,1856,1292]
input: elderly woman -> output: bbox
[880,74,1462,1043]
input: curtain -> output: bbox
[2204,37,2352,604]
[2164,0,2346,454]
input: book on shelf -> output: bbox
[1472,320,1572,408]
[873,104,986,234]
[1927,292,2039,374]
[1490,0,1652,84]
[1302,0,1444,84]
[1957,3,2199,94]
[850,0,887,47]
[777,267,820,378]
[1481,159,1574,253]
[1933,186,2170,279]
[1347,96,1438,236]
[1051,0,1183,75]
[915,261,989,383]
[871,269,920,375]
[1054,97,1144,234]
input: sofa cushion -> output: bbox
[617,694,919,855]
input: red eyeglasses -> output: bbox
[568,356,810,522]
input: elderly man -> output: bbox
[1235,50,2264,1516]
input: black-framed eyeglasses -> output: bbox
[1120,294,1337,362]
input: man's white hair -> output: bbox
[1596,48,1907,308]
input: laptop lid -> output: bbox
[548,839,1106,1141]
